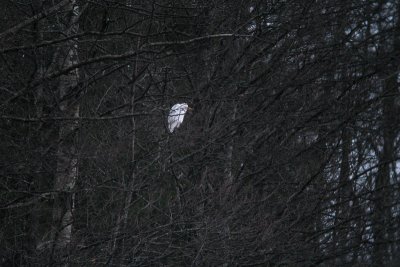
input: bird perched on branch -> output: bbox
[168,103,191,133]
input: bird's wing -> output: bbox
[178,107,188,124]
[168,115,177,132]
[168,106,180,132]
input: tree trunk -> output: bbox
[334,127,352,263]
[372,5,399,264]
[372,67,397,266]
[109,39,139,265]
[50,1,80,264]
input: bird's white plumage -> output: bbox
[168,103,189,133]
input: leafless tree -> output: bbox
[0,0,399,266]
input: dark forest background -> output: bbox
[1,0,400,266]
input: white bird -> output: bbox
[168,103,190,133]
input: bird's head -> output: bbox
[180,103,192,112]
